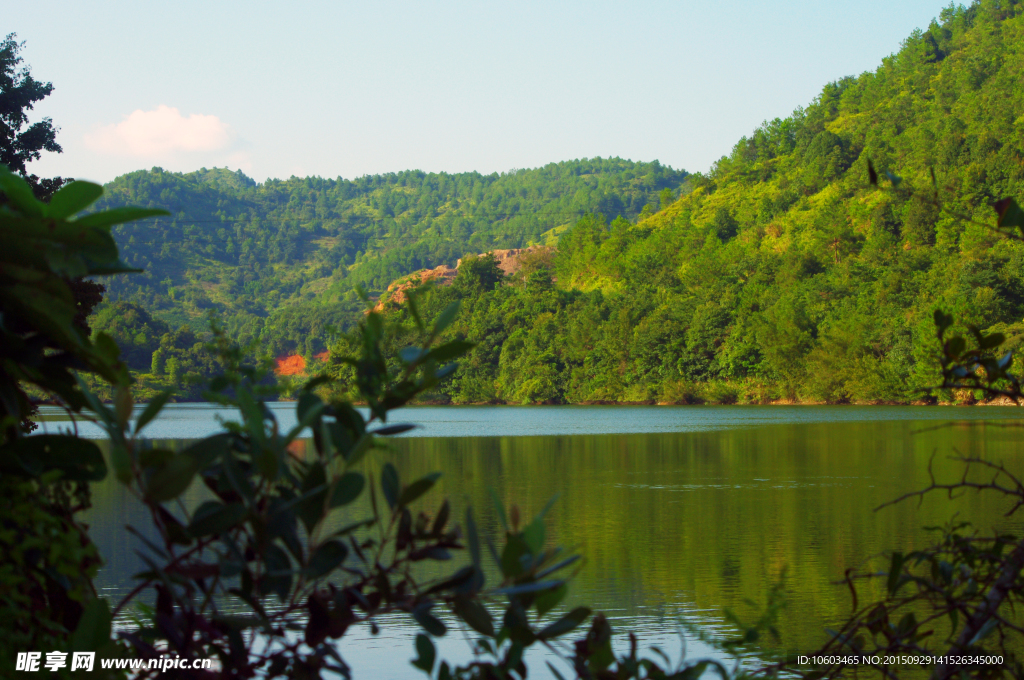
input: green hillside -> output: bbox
[347,1,1024,405]
[94,159,686,358]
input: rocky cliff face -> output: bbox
[457,247,545,276]
[375,265,459,310]
[273,351,330,377]
[373,246,551,311]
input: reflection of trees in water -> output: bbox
[85,422,1022,654]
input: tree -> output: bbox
[2,171,768,679]
[454,253,504,294]
[0,166,166,667]
[766,168,1024,678]
[0,33,68,199]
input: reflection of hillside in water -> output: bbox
[84,419,1024,661]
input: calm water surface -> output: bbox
[40,405,1024,678]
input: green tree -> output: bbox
[0,34,69,199]
[453,253,504,294]
[0,165,166,669]
[91,301,170,370]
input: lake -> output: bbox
[37,404,1024,677]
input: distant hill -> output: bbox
[94,159,686,357]
[357,0,1024,405]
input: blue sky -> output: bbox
[11,1,949,183]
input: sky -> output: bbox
[9,0,950,184]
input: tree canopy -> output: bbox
[92,159,685,360]
[0,33,66,198]
[351,0,1024,406]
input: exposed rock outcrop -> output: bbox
[373,246,552,311]
[274,350,330,377]
[457,247,546,276]
[372,265,459,311]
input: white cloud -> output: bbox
[85,105,232,156]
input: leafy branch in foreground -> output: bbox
[768,453,1024,680]
[2,160,779,680]
[0,164,167,673]
[96,306,763,680]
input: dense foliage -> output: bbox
[93,159,686,360]
[0,166,166,670]
[354,0,1024,405]
[2,169,764,679]
[0,33,69,198]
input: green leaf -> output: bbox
[263,544,294,602]
[297,461,328,533]
[453,598,494,637]
[289,392,324,441]
[0,167,43,217]
[466,508,482,570]
[212,375,236,393]
[412,603,447,636]
[110,442,131,484]
[887,552,905,596]
[182,434,230,469]
[534,583,568,618]
[0,448,40,476]
[432,499,450,535]
[432,301,461,336]
[500,534,531,578]
[188,501,247,537]
[677,661,711,680]
[488,487,509,531]
[934,309,954,333]
[372,423,416,436]
[343,433,374,469]
[46,181,104,219]
[236,390,267,447]
[145,452,200,502]
[896,612,917,637]
[546,662,568,680]
[327,518,374,539]
[400,346,427,365]
[406,290,426,334]
[494,580,563,597]
[0,435,107,481]
[536,554,581,580]
[382,462,400,510]
[330,471,365,507]
[73,206,169,229]
[400,472,442,507]
[254,443,280,481]
[412,633,436,674]
[994,197,1024,231]
[4,283,80,352]
[70,597,112,652]
[523,516,545,555]
[305,540,349,579]
[425,340,475,364]
[507,641,524,669]
[297,391,323,424]
[435,363,457,380]
[969,617,999,645]
[135,389,173,434]
[981,332,1006,350]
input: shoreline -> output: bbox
[40,397,1022,408]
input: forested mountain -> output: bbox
[347,1,1024,405]
[93,159,685,358]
